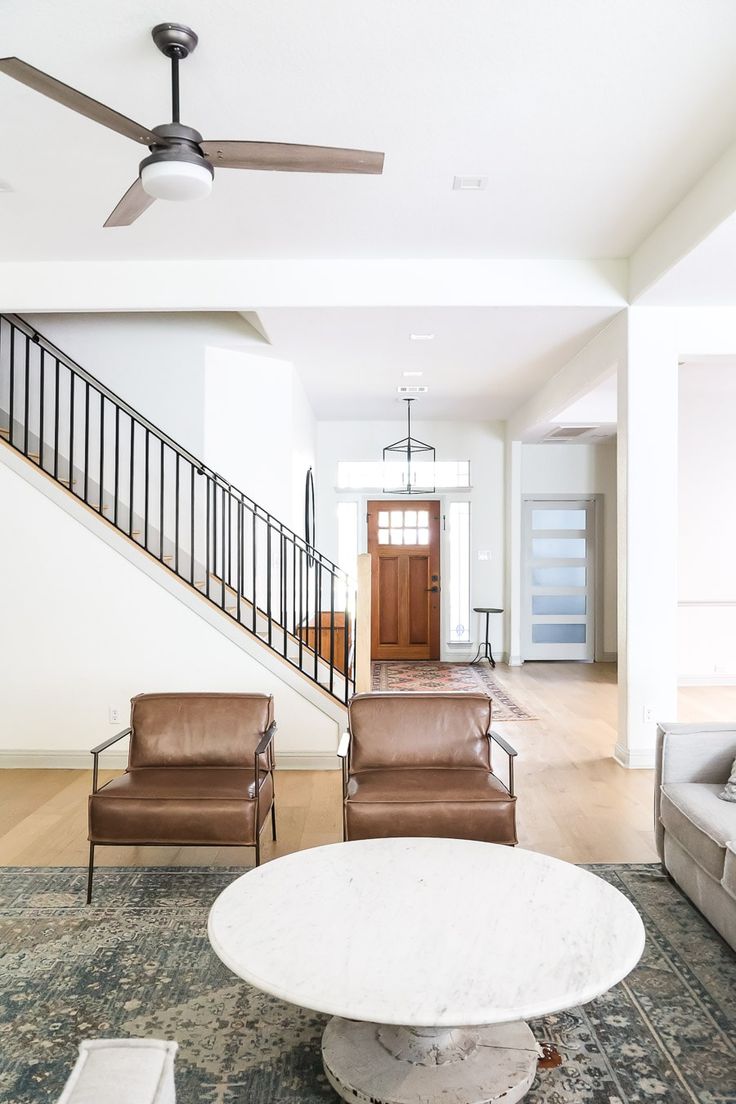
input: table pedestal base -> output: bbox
[322,1018,538,1104]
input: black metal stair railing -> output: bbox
[0,313,355,705]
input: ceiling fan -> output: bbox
[0,22,384,228]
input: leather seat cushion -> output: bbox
[346,768,516,845]
[660,783,736,879]
[89,768,272,846]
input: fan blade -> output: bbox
[103,179,155,228]
[200,140,384,175]
[0,57,157,146]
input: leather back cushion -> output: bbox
[348,693,491,771]
[129,693,274,769]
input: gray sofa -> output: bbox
[655,722,736,951]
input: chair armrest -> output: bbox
[90,728,131,794]
[90,728,132,756]
[254,722,277,769]
[337,732,350,758]
[489,729,517,797]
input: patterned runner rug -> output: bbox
[1,865,734,1103]
[371,661,536,720]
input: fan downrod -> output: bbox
[151,23,199,60]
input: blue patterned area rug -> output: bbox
[0,864,734,1103]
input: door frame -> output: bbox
[521,494,605,662]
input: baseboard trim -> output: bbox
[613,743,656,770]
[275,752,339,770]
[598,651,618,663]
[507,655,523,667]
[0,749,338,771]
[678,675,736,686]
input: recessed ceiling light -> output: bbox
[0,180,14,193]
[402,370,423,377]
[452,175,487,191]
[410,333,435,341]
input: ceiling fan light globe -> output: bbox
[140,159,213,201]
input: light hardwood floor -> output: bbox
[2,663,736,868]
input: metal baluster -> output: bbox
[298,546,304,670]
[37,348,45,469]
[212,477,218,596]
[159,439,165,561]
[189,465,195,586]
[314,561,322,683]
[266,518,272,645]
[236,498,243,623]
[282,532,287,657]
[98,392,105,514]
[23,332,29,456]
[251,509,257,633]
[221,485,226,610]
[69,370,75,494]
[144,428,150,550]
[329,569,335,695]
[175,453,180,576]
[128,418,135,538]
[83,381,90,502]
[53,357,60,480]
[206,476,211,597]
[113,405,120,528]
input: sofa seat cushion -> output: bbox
[660,783,736,879]
[345,769,516,845]
[723,841,736,902]
[89,768,272,845]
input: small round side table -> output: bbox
[471,607,503,668]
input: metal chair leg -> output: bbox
[86,843,95,905]
[271,801,277,841]
[255,835,261,867]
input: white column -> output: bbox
[505,436,523,666]
[616,307,679,767]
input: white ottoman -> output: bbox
[56,1039,177,1104]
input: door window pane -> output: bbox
[418,528,430,544]
[532,538,586,559]
[532,595,586,615]
[378,530,389,545]
[532,509,586,531]
[390,530,403,544]
[403,529,417,544]
[417,511,429,527]
[378,511,389,528]
[532,566,586,586]
[391,511,403,527]
[532,623,586,644]
[404,510,417,526]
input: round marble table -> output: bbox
[208,838,645,1104]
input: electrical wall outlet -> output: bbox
[642,705,654,724]
[108,706,122,725]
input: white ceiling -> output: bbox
[257,306,619,419]
[2,0,736,261]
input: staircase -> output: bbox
[0,313,356,706]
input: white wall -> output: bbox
[316,419,505,658]
[678,361,736,680]
[0,461,336,762]
[521,440,617,657]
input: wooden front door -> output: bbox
[367,500,440,660]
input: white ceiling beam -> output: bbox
[507,309,626,439]
[0,258,626,313]
[629,140,736,302]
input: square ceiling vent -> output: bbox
[543,425,599,441]
[397,385,429,394]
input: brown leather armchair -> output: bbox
[87,692,277,903]
[338,692,517,845]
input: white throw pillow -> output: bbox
[56,1039,178,1104]
[720,758,736,803]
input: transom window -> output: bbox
[338,460,470,490]
[377,509,430,545]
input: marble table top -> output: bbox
[208,838,645,1028]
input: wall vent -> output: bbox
[543,425,599,442]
